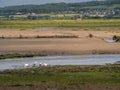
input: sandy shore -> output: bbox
[0,27,120,55]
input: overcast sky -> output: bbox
[0,0,94,7]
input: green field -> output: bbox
[0,72,119,87]
[0,14,79,21]
[0,19,120,29]
[0,65,120,89]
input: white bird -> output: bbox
[24,64,29,67]
[43,63,48,66]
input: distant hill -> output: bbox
[0,0,120,15]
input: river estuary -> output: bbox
[0,54,120,70]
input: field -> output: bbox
[0,14,78,21]
[0,19,120,29]
[0,65,120,90]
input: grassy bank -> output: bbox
[0,19,120,29]
[0,65,120,89]
[0,54,46,59]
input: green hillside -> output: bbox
[83,4,120,9]
[0,0,120,14]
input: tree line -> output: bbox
[0,0,120,15]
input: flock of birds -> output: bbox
[24,61,48,68]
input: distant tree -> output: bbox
[27,15,37,20]
[0,0,120,15]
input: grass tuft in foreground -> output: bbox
[0,65,120,90]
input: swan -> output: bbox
[43,63,48,66]
[24,64,29,67]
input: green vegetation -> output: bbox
[0,72,119,87]
[0,65,120,89]
[0,0,119,14]
[0,19,120,29]
[83,4,120,9]
[0,54,46,59]
[0,0,120,21]
[0,14,76,20]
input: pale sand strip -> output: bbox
[0,38,120,55]
[0,27,120,55]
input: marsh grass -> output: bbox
[0,65,120,87]
[0,19,120,29]
[0,72,119,87]
[0,54,46,59]
[0,35,79,39]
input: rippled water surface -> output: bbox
[0,54,120,70]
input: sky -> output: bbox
[0,0,94,7]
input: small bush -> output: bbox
[19,35,23,39]
[89,33,93,38]
[113,35,120,42]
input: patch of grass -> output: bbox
[0,65,120,89]
[0,69,119,87]
[0,72,119,87]
[0,54,46,59]
[0,19,120,29]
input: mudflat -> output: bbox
[0,27,120,55]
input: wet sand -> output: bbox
[0,27,120,55]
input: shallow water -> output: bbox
[0,54,120,70]
[104,39,116,43]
